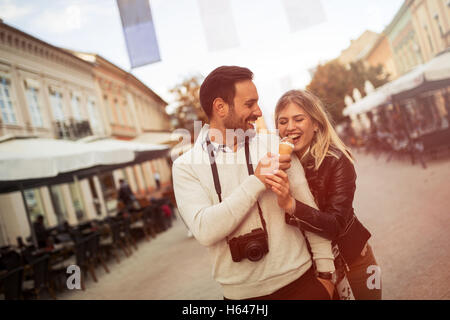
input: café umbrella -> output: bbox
[0,135,169,246]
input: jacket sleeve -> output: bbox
[291,156,357,241]
[285,157,334,273]
[172,160,266,247]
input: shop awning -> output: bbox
[391,49,450,101]
[0,135,169,194]
[343,87,391,116]
[343,49,450,116]
[80,136,169,163]
[132,131,184,146]
[0,135,134,181]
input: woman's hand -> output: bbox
[265,170,295,212]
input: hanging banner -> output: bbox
[282,0,326,32]
[198,0,240,52]
[117,0,161,68]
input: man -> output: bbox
[154,172,161,190]
[172,66,335,300]
[33,215,48,249]
[118,179,135,210]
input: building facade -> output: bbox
[0,22,104,140]
[0,21,172,246]
[409,0,450,62]
[366,35,399,80]
[70,52,173,208]
[364,0,449,80]
[385,2,425,76]
[337,30,381,67]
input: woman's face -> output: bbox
[277,102,318,156]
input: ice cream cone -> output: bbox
[279,137,294,155]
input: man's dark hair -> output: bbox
[199,66,253,118]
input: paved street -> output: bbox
[60,151,450,300]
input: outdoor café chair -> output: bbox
[22,254,56,300]
[120,216,138,252]
[0,266,24,300]
[129,209,151,242]
[100,220,129,262]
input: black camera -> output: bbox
[228,228,269,262]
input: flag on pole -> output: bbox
[117,0,161,68]
[198,0,240,52]
[282,0,326,33]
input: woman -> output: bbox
[266,89,381,300]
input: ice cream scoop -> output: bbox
[279,137,294,155]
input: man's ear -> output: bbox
[212,97,229,118]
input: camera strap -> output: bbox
[206,135,268,239]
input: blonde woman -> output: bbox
[266,90,381,300]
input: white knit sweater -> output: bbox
[172,126,334,299]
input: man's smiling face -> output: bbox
[223,80,262,131]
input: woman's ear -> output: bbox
[313,121,319,133]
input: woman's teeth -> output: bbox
[288,134,301,142]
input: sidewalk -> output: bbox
[352,151,450,300]
[59,218,222,300]
[60,152,450,300]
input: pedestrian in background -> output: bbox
[33,214,49,249]
[118,179,137,211]
[154,172,161,190]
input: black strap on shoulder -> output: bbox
[244,137,254,175]
[206,137,222,202]
[244,137,267,233]
[206,135,267,234]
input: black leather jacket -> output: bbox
[288,149,371,265]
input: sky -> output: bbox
[0,0,404,128]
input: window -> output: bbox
[71,94,82,120]
[434,14,444,37]
[87,98,101,133]
[69,182,85,221]
[49,184,69,225]
[424,25,435,53]
[88,177,101,216]
[0,218,7,246]
[401,100,418,135]
[114,99,123,125]
[49,88,65,121]
[25,85,44,127]
[24,188,48,227]
[123,103,131,126]
[99,172,117,214]
[104,96,114,123]
[0,77,17,124]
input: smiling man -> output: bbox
[172,66,335,300]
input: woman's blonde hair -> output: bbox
[275,89,353,170]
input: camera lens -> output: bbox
[245,241,263,262]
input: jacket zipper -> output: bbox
[294,217,324,232]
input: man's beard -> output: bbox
[223,109,258,146]
[224,107,257,131]
[223,110,245,131]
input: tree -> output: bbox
[307,59,390,123]
[169,75,207,136]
